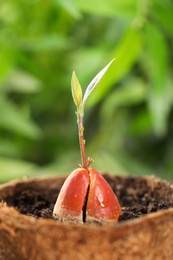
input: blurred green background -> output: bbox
[0,0,173,183]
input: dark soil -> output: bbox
[5,175,173,223]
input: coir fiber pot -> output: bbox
[0,174,173,260]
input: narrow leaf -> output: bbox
[86,28,141,107]
[71,71,83,108]
[144,23,169,136]
[76,0,137,18]
[83,59,115,104]
[0,95,41,139]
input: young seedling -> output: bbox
[53,60,121,224]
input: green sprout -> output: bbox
[71,59,115,169]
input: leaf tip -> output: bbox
[82,59,115,104]
[71,70,82,109]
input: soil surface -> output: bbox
[5,175,173,223]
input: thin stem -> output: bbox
[77,111,87,168]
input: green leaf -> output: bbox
[0,42,15,84]
[128,109,152,135]
[151,0,173,36]
[58,0,82,19]
[76,0,138,18]
[144,23,170,136]
[20,35,69,52]
[101,78,147,123]
[0,95,41,139]
[3,69,42,93]
[71,71,83,109]
[0,158,37,183]
[83,59,115,104]
[0,139,20,157]
[148,80,172,136]
[87,28,141,107]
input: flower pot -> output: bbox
[0,174,173,260]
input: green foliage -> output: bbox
[71,71,83,109]
[72,59,114,112]
[0,0,173,183]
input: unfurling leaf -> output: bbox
[83,59,115,105]
[71,71,83,109]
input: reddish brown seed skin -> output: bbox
[53,168,89,222]
[53,167,121,223]
[86,168,121,221]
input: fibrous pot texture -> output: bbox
[0,174,173,260]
